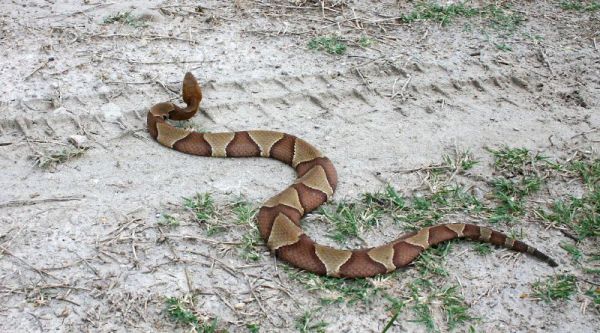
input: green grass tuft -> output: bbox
[358,36,374,48]
[568,159,600,189]
[159,213,181,227]
[32,147,88,169]
[487,146,547,176]
[184,193,216,223]
[398,2,522,31]
[308,36,347,55]
[489,176,542,223]
[495,43,512,52]
[103,11,147,27]
[232,200,257,225]
[560,1,600,11]
[414,243,452,277]
[405,278,474,331]
[473,243,492,256]
[319,202,382,244]
[295,309,328,333]
[560,242,582,263]
[286,268,380,305]
[531,275,577,303]
[165,297,218,332]
[400,2,479,25]
[440,286,475,330]
[364,184,481,232]
[538,189,600,239]
[239,229,262,261]
[246,323,260,333]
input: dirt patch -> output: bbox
[0,1,598,332]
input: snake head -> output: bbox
[168,72,202,121]
[182,72,202,105]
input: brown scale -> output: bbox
[256,205,303,239]
[339,250,387,277]
[225,131,261,157]
[269,134,296,165]
[173,133,211,156]
[293,182,328,213]
[295,157,338,190]
[276,235,327,275]
[148,72,558,279]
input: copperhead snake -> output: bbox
[147,72,558,278]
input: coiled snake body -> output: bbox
[147,73,557,278]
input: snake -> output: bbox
[147,72,558,278]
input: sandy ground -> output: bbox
[0,1,599,332]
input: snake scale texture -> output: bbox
[147,72,558,278]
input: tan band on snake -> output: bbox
[147,73,558,278]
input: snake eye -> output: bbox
[162,115,168,120]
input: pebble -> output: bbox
[68,135,88,148]
[101,102,122,121]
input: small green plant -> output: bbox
[103,11,147,27]
[363,184,406,211]
[205,224,226,236]
[495,43,512,51]
[308,36,347,55]
[232,200,257,225]
[531,275,577,303]
[483,4,523,32]
[487,146,547,176]
[439,286,474,330]
[461,157,479,171]
[538,189,600,239]
[358,36,374,48]
[560,242,582,263]
[489,176,542,223]
[319,202,382,244]
[560,1,600,11]
[412,301,436,331]
[473,243,492,256]
[585,287,600,306]
[398,2,522,32]
[184,193,216,223]
[32,147,88,169]
[568,158,600,188]
[405,279,475,332]
[246,323,260,333]
[382,295,407,333]
[159,213,181,227]
[239,229,262,261]
[408,279,436,331]
[295,309,328,333]
[285,268,380,305]
[414,242,452,276]
[400,2,479,25]
[365,184,481,232]
[165,297,218,332]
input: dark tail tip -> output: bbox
[532,248,558,267]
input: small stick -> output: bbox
[24,61,49,81]
[36,3,114,19]
[354,68,373,92]
[0,195,83,208]
[571,127,599,139]
[0,245,63,281]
